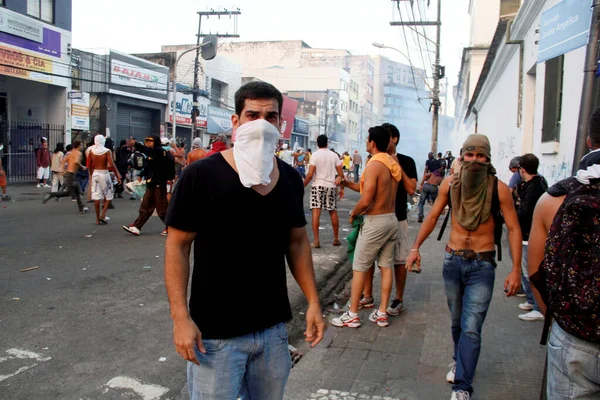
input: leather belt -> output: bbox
[445,245,496,263]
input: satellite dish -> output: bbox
[201,35,217,60]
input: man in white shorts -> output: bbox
[87,135,121,225]
[303,134,345,248]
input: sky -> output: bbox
[72,0,471,98]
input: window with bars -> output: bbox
[27,0,54,24]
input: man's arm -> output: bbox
[303,165,316,187]
[404,176,451,270]
[527,194,551,315]
[164,227,203,364]
[349,163,380,219]
[287,227,325,347]
[107,153,122,182]
[402,175,417,196]
[497,181,523,296]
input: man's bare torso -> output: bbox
[366,162,398,216]
[65,150,82,173]
[90,152,111,170]
[448,213,496,252]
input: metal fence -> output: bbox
[1,121,64,183]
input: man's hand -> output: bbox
[304,304,326,347]
[405,249,421,272]
[173,317,204,365]
[504,270,521,297]
[349,212,355,224]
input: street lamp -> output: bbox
[171,36,217,140]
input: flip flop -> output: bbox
[333,240,342,246]
[98,219,108,225]
[311,242,321,249]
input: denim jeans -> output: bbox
[353,164,360,182]
[520,244,540,312]
[443,251,496,394]
[418,183,438,218]
[547,321,600,399]
[187,322,292,400]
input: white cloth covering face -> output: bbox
[233,119,281,188]
[91,135,110,156]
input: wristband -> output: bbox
[410,249,419,252]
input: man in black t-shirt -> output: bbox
[164,81,325,400]
[358,123,418,316]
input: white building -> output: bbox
[456,0,589,185]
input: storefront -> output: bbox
[0,6,72,181]
[291,117,309,149]
[206,105,233,147]
[279,95,298,146]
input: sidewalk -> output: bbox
[285,211,547,400]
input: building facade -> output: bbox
[0,0,73,181]
[459,0,592,185]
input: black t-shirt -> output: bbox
[395,153,418,221]
[425,158,440,173]
[165,153,306,339]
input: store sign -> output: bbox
[293,118,309,135]
[280,96,298,140]
[538,0,593,63]
[0,45,51,83]
[109,51,169,103]
[111,58,168,92]
[0,9,43,43]
[168,92,208,127]
[71,92,90,130]
[207,106,232,134]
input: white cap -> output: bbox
[192,137,202,148]
[281,143,288,150]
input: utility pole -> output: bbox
[390,0,443,154]
[192,9,241,142]
[573,0,600,174]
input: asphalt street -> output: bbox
[0,184,359,400]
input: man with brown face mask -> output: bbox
[405,134,522,400]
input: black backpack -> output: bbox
[437,177,504,261]
[131,151,146,170]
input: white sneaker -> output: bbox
[43,184,50,188]
[368,310,389,327]
[451,390,470,400]
[36,184,42,188]
[446,362,456,383]
[518,302,534,311]
[331,311,361,328]
[518,310,544,321]
[122,225,141,236]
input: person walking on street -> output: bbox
[186,137,207,165]
[164,81,325,399]
[405,134,522,400]
[303,134,345,248]
[332,125,402,328]
[356,123,418,315]
[352,149,362,182]
[514,153,547,322]
[528,108,600,399]
[42,140,89,214]
[36,138,51,188]
[50,142,65,192]
[122,134,170,236]
[87,135,121,225]
[417,166,445,222]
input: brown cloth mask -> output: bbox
[450,160,497,231]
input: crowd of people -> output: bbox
[5,80,599,400]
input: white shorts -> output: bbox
[394,219,410,265]
[37,167,50,180]
[91,170,114,201]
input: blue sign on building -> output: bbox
[538,0,593,63]
[293,118,309,135]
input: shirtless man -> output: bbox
[405,134,522,400]
[87,135,121,225]
[332,125,402,328]
[42,140,89,214]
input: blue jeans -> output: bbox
[418,183,438,218]
[547,321,600,399]
[353,164,360,182]
[295,165,305,178]
[520,244,540,312]
[443,251,496,394]
[187,322,292,400]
